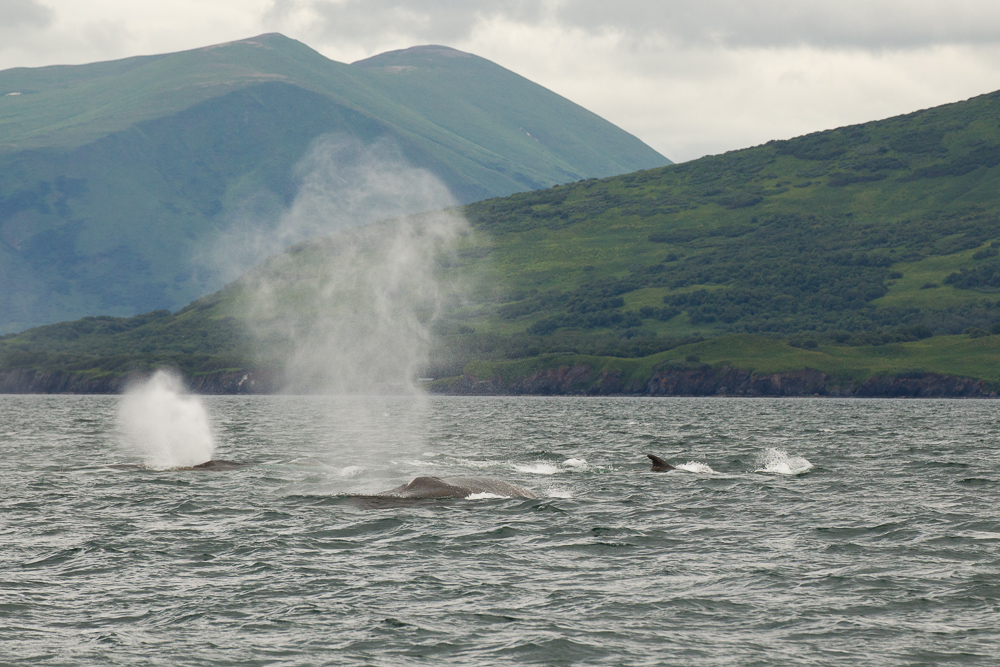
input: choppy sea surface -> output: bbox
[3,395,1000,666]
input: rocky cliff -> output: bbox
[433,365,998,398]
[0,369,279,395]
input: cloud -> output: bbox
[0,0,53,33]
[461,19,1000,161]
[268,0,1000,53]
[265,0,547,47]
[556,0,1000,51]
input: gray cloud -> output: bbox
[269,0,1000,52]
[0,0,54,31]
[267,0,546,47]
[560,0,1000,50]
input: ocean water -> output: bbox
[3,395,1000,666]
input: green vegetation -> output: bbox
[0,34,667,333]
[452,333,1000,391]
[5,86,1000,391]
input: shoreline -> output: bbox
[1,365,995,398]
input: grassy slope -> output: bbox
[4,88,1000,390]
[353,46,667,185]
[0,34,668,333]
[457,334,1000,391]
[439,90,1000,346]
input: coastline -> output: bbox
[0,365,994,397]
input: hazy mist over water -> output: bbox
[4,396,1000,666]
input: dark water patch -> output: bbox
[910,460,972,469]
[957,477,995,486]
[899,649,990,665]
[137,476,194,487]
[814,521,912,538]
[19,547,85,569]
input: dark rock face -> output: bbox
[642,367,831,397]
[0,369,127,394]
[435,365,998,398]
[0,369,279,395]
[847,374,994,398]
[185,371,280,395]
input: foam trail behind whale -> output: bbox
[117,370,216,469]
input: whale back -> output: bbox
[444,476,539,499]
[108,459,248,471]
[187,459,248,471]
[378,476,538,500]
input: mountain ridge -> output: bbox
[0,33,669,332]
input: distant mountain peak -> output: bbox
[193,32,307,54]
[352,45,474,68]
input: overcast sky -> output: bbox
[3,0,1000,162]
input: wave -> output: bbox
[514,458,590,476]
[514,463,562,475]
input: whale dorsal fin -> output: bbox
[647,454,675,472]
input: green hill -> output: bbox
[4,87,1000,394]
[0,33,668,333]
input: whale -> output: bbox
[108,459,249,471]
[346,476,539,509]
[647,454,676,472]
[378,476,539,500]
[184,459,249,471]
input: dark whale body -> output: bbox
[347,476,539,509]
[379,476,539,500]
[108,459,249,471]
[647,454,676,472]
[186,459,249,471]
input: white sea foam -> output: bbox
[514,463,562,475]
[399,459,438,468]
[116,370,215,469]
[546,489,574,499]
[468,459,497,469]
[338,465,366,477]
[754,447,814,475]
[465,492,508,500]
[676,461,717,474]
[562,458,588,468]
